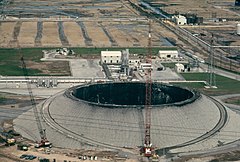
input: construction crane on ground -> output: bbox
[21,56,52,148]
[142,20,153,157]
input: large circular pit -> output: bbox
[71,82,196,107]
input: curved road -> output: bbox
[157,96,228,153]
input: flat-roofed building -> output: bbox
[159,49,179,59]
[100,51,122,64]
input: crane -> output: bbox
[142,21,153,157]
[21,56,51,148]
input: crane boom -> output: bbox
[143,21,153,157]
[21,57,45,139]
[21,57,51,148]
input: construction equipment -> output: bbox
[21,56,52,148]
[5,138,16,146]
[141,21,153,157]
[17,143,29,151]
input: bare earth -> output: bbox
[41,22,62,47]
[85,21,111,47]
[63,21,85,47]
[18,22,37,47]
[0,22,16,47]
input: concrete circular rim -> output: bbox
[66,82,200,108]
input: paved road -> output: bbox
[215,93,240,100]
[176,140,240,160]
[199,63,240,81]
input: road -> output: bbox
[199,63,240,81]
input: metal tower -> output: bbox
[208,34,216,87]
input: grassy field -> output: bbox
[0,48,44,76]
[171,82,206,90]
[174,73,240,95]
[72,47,177,55]
[0,48,71,76]
[0,47,177,76]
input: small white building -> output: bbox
[159,49,179,59]
[175,63,185,72]
[173,15,187,25]
[100,51,122,64]
[140,63,153,71]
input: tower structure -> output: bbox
[208,34,216,87]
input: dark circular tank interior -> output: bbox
[70,82,197,107]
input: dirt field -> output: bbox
[63,21,85,47]
[0,20,172,48]
[0,22,16,47]
[41,22,62,47]
[85,21,111,47]
[1,0,240,48]
[148,0,238,18]
[27,60,71,76]
[107,24,134,47]
[18,22,37,47]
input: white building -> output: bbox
[100,51,122,64]
[140,63,153,71]
[175,63,185,72]
[173,15,187,25]
[158,49,179,59]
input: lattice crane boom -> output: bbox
[21,56,51,148]
[143,20,153,157]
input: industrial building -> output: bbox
[172,15,187,25]
[158,49,179,59]
[175,63,185,72]
[100,49,143,80]
[139,63,153,71]
[100,51,122,64]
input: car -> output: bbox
[20,154,37,160]
[28,155,37,160]
[20,154,28,159]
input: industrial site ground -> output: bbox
[0,0,240,162]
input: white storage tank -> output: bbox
[237,24,240,35]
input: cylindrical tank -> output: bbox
[237,24,240,35]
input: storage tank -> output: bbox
[237,24,240,35]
